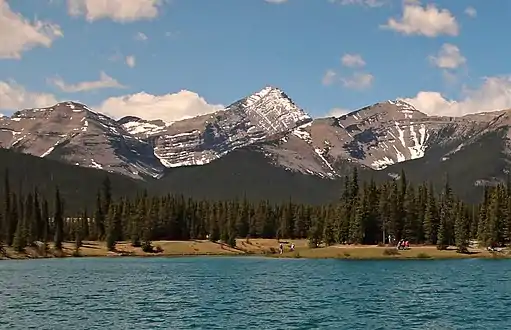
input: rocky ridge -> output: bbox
[1,86,511,182]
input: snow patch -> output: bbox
[371,156,395,170]
[90,159,103,169]
[41,146,55,157]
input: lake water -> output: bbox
[1,257,510,329]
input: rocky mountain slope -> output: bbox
[0,102,164,179]
[1,86,511,192]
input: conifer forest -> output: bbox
[1,167,510,254]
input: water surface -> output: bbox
[1,257,510,329]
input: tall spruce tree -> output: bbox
[53,187,64,251]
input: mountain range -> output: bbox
[1,86,510,205]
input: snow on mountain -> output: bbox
[2,87,510,182]
[128,86,313,168]
[0,102,165,179]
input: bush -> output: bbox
[154,245,163,253]
[383,248,400,256]
[141,241,154,253]
[343,252,351,258]
[416,252,431,259]
[436,244,448,250]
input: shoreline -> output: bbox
[2,239,510,261]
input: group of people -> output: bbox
[278,242,295,254]
[397,239,410,250]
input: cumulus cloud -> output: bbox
[381,2,459,37]
[67,0,162,22]
[322,70,338,86]
[125,55,136,68]
[429,43,466,69]
[49,71,126,93]
[465,6,477,18]
[0,80,58,111]
[97,90,224,123]
[403,76,511,117]
[0,0,63,59]
[341,53,366,68]
[340,72,374,90]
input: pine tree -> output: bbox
[12,205,26,252]
[350,194,366,244]
[93,192,105,240]
[2,170,11,246]
[322,214,336,246]
[307,211,322,248]
[33,188,42,241]
[105,204,117,251]
[41,199,49,246]
[54,187,64,251]
[454,201,469,252]
[423,184,438,244]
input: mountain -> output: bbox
[2,86,511,202]
[121,86,311,168]
[0,102,165,180]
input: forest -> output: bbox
[0,167,510,255]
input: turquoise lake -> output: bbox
[1,257,510,329]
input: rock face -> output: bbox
[122,86,312,167]
[0,102,165,179]
[2,87,511,183]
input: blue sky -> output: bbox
[1,0,511,122]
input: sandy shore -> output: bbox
[1,239,509,260]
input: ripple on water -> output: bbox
[1,257,511,329]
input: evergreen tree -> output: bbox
[454,201,469,252]
[322,213,336,246]
[41,199,49,248]
[54,187,64,251]
[350,194,366,244]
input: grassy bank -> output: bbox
[1,239,510,260]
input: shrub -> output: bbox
[343,252,351,258]
[141,241,154,253]
[383,248,400,256]
[416,252,431,259]
[154,245,164,253]
[437,244,448,251]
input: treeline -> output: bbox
[1,167,511,254]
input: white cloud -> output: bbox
[322,70,338,86]
[126,55,136,68]
[265,0,288,3]
[49,71,126,93]
[67,0,162,22]
[340,72,374,90]
[97,90,224,123]
[381,3,459,37]
[465,6,476,18]
[403,76,511,117]
[134,32,148,41]
[329,0,387,7]
[0,0,63,59]
[341,53,366,68]
[429,43,466,69]
[328,107,350,117]
[0,80,58,111]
